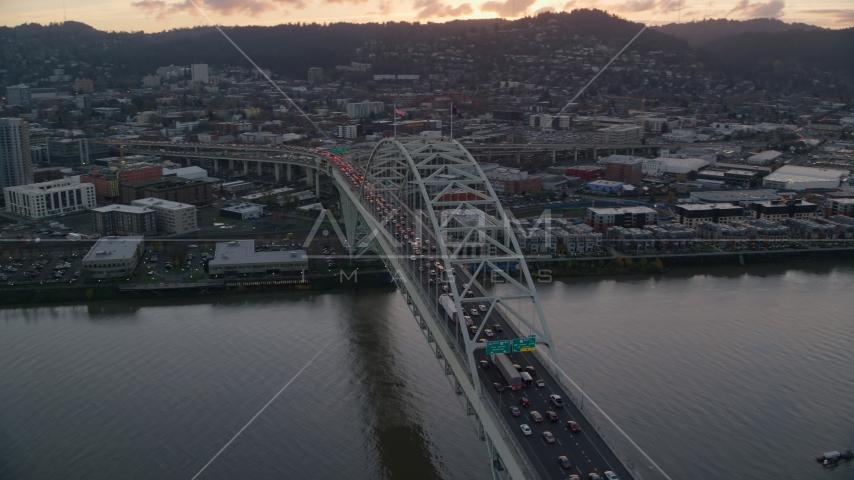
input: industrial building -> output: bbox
[208,240,308,277]
[82,236,145,279]
[220,202,263,220]
[566,165,603,180]
[762,165,848,191]
[689,189,782,206]
[120,178,213,206]
[673,203,744,227]
[4,179,95,219]
[80,162,163,202]
[91,204,157,236]
[587,206,657,233]
[642,157,709,176]
[586,179,624,193]
[485,168,542,195]
[746,150,783,165]
[131,198,198,235]
[593,124,642,144]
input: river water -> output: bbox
[1,262,853,479]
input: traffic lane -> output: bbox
[456,267,632,479]
[380,196,630,477]
[476,362,590,480]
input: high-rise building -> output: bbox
[308,67,324,85]
[72,78,94,94]
[191,64,209,84]
[346,101,384,118]
[0,118,34,198]
[6,85,31,107]
[4,179,95,219]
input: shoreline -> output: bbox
[3,248,854,307]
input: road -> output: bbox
[356,182,635,480]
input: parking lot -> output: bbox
[0,254,84,285]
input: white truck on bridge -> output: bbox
[439,294,458,323]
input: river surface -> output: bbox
[1,262,853,479]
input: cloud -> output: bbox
[479,0,536,17]
[132,0,307,19]
[800,8,854,25]
[726,0,785,18]
[414,0,473,18]
[535,5,556,14]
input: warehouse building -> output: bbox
[746,150,783,165]
[762,165,848,191]
[689,189,782,206]
[673,203,744,227]
[220,202,263,220]
[82,236,145,279]
[208,240,308,277]
[642,157,709,176]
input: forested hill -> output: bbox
[653,18,823,46]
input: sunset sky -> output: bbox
[3,0,853,32]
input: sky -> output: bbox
[2,0,853,32]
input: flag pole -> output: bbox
[450,105,453,140]
[393,102,397,138]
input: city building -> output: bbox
[606,226,654,253]
[191,63,209,84]
[594,124,642,144]
[587,206,658,233]
[4,179,95,219]
[746,150,783,165]
[337,124,361,139]
[749,199,818,221]
[32,167,64,183]
[120,178,213,206]
[733,219,790,245]
[46,138,110,166]
[485,167,542,195]
[0,118,34,197]
[72,78,94,94]
[605,157,644,184]
[645,224,696,250]
[82,236,145,279]
[6,85,31,106]
[586,179,624,193]
[762,165,848,191]
[208,240,308,277]
[81,163,163,202]
[91,204,157,236]
[566,165,603,181]
[220,202,263,220]
[695,222,750,248]
[142,75,161,88]
[131,198,198,235]
[308,67,324,85]
[824,198,854,217]
[346,101,384,119]
[673,203,744,227]
[780,218,839,241]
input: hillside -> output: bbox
[654,18,823,46]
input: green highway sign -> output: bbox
[511,335,537,353]
[485,339,511,355]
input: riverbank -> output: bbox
[4,247,854,306]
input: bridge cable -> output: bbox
[186,0,330,138]
[538,354,673,480]
[189,339,335,480]
[556,0,677,116]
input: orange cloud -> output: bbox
[726,0,785,18]
[480,0,536,17]
[415,0,474,18]
[132,0,307,19]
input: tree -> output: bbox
[667,190,676,204]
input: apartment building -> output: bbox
[131,198,198,235]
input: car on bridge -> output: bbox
[470,308,479,316]
[520,397,530,407]
[547,411,559,422]
[604,472,619,480]
[525,366,536,376]
[567,420,581,432]
[492,323,502,332]
[520,424,532,436]
[543,431,556,444]
[509,406,521,416]
[484,329,494,338]
[588,474,602,480]
[478,360,489,369]
[549,394,565,408]
[530,411,543,423]
[493,383,506,393]
[558,456,572,469]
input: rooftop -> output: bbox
[131,198,194,210]
[208,240,307,266]
[676,203,742,211]
[690,189,780,203]
[83,236,144,262]
[91,204,153,214]
[764,165,849,183]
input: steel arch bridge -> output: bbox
[330,138,635,480]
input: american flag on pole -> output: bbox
[395,108,406,117]
[452,105,463,118]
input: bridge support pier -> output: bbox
[257,161,262,175]
[274,163,280,182]
[287,164,292,181]
[213,159,219,173]
[574,149,578,163]
[229,159,234,170]
[306,168,315,187]
[316,169,321,198]
[243,160,248,176]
